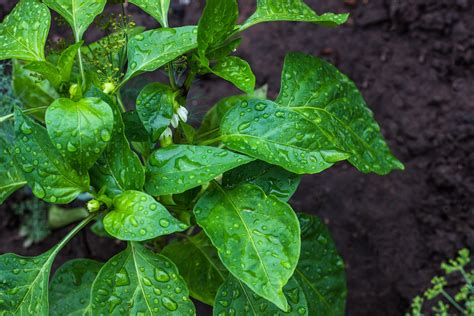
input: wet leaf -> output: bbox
[13,107,89,203]
[0,0,50,61]
[125,26,198,81]
[220,98,350,174]
[207,38,242,61]
[223,160,301,202]
[145,144,254,196]
[241,0,349,31]
[194,183,300,311]
[136,83,175,142]
[162,232,228,305]
[24,60,62,88]
[211,56,256,94]
[214,275,308,315]
[123,110,150,142]
[49,259,103,316]
[294,213,347,316]
[104,190,187,241]
[43,0,106,40]
[90,242,195,315]
[57,41,83,82]
[0,138,26,204]
[129,0,170,27]
[46,97,114,174]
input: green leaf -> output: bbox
[145,144,254,196]
[0,138,26,204]
[161,232,228,305]
[221,99,350,174]
[277,53,404,175]
[0,0,50,61]
[180,121,196,144]
[223,160,301,202]
[125,26,198,81]
[129,0,170,27]
[207,38,242,61]
[211,56,256,94]
[104,190,187,241]
[24,61,62,88]
[13,107,89,203]
[136,83,176,142]
[194,183,300,311]
[43,0,106,41]
[49,259,103,316]
[241,0,349,31]
[214,275,308,315]
[123,110,151,142]
[90,242,196,315]
[294,213,347,315]
[58,41,83,82]
[46,97,114,173]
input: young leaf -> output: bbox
[13,107,89,203]
[123,110,151,142]
[0,0,51,61]
[223,160,301,202]
[103,190,187,241]
[214,275,308,315]
[0,138,26,204]
[194,183,301,311]
[49,259,103,316]
[24,61,62,88]
[240,0,349,31]
[43,0,107,41]
[46,97,114,174]
[145,145,254,196]
[220,99,350,174]
[207,38,242,61]
[277,53,404,175]
[211,56,256,94]
[161,232,228,306]
[57,41,83,82]
[129,0,170,27]
[125,26,198,81]
[90,242,196,315]
[136,83,176,142]
[294,213,347,315]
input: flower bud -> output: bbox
[87,199,101,212]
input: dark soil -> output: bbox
[1,0,474,315]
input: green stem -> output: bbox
[199,136,223,146]
[76,37,87,89]
[168,63,177,90]
[460,268,474,293]
[51,213,97,257]
[0,106,49,123]
[115,92,126,112]
[194,127,220,141]
[441,290,465,314]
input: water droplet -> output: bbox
[161,297,178,311]
[154,268,170,282]
[67,142,77,152]
[238,122,251,132]
[100,129,111,142]
[32,182,45,199]
[130,216,139,227]
[159,219,170,228]
[20,122,32,134]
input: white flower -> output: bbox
[176,106,188,123]
[171,114,179,128]
[159,127,173,141]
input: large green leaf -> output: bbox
[294,213,347,316]
[49,259,103,316]
[194,183,300,311]
[125,26,198,81]
[221,99,350,174]
[43,0,106,41]
[211,56,256,94]
[214,275,308,315]
[46,98,114,174]
[104,190,187,241]
[240,0,349,31]
[136,83,176,142]
[24,60,62,88]
[13,107,89,203]
[223,160,301,202]
[0,138,26,204]
[161,232,228,306]
[90,242,196,315]
[129,0,170,27]
[145,145,254,196]
[0,0,50,61]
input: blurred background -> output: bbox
[0,0,473,315]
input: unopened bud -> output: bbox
[87,199,101,212]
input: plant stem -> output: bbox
[441,290,465,314]
[168,63,177,90]
[116,92,126,112]
[0,106,49,123]
[199,136,223,146]
[460,267,474,293]
[51,213,97,257]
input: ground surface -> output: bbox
[1,0,473,315]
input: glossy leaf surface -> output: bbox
[161,232,228,305]
[277,53,404,175]
[0,0,50,61]
[129,0,170,27]
[104,190,187,241]
[241,0,348,31]
[14,107,89,203]
[214,275,308,315]
[145,145,254,196]
[221,99,350,174]
[46,97,114,173]
[136,83,175,141]
[125,26,197,81]
[211,56,256,94]
[24,61,61,88]
[223,160,301,202]
[43,0,106,40]
[0,138,26,204]
[90,242,195,315]
[49,259,103,316]
[57,41,83,82]
[194,183,300,310]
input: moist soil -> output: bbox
[1,1,474,315]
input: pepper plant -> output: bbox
[0,0,404,315]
